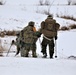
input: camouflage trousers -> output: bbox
[41,37,54,58]
[20,43,37,57]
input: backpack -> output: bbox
[45,18,56,31]
[41,18,58,38]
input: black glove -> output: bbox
[37,33,42,37]
[55,36,57,40]
[37,34,41,37]
[11,40,15,45]
[34,32,42,37]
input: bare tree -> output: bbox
[67,0,71,5]
[39,0,44,5]
[45,0,50,5]
[0,0,6,5]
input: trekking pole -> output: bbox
[6,45,12,57]
[38,38,42,47]
[54,40,57,58]
[39,38,41,44]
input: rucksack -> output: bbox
[45,18,56,31]
[41,18,58,38]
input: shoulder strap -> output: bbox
[41,21,45,29]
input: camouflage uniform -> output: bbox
[11,32,21,56]
[40,15,60,58]
[11,30,25,56]
[20,21,40,57]
[16,36,21,55]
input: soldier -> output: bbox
[11,30,26,56]
[21,21,41,57]
[40,15,60,58]
[11,32,21,56]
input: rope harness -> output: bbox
[43,35,53,41]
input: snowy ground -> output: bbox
[0,57,76,75]
[0,0,76,75]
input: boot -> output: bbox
[32,51,37,58]
[41,50,46,55]
[42,53,47,58]
[33,55,37,58]
[49,53,53,59]
[50,56,53,59]
[25,50,29,57]
[25,54,29,57]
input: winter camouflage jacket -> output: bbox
[22,25,40,44]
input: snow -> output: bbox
[0,0,76,75]
[0,57,76,75]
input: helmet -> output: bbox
[47,15,53,19]
[28,21,35,27]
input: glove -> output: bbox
[37,32,42,37]
[37,34,41,37]
[11,40,15,45]
[55,36,57,40]
[34,31,42,37]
